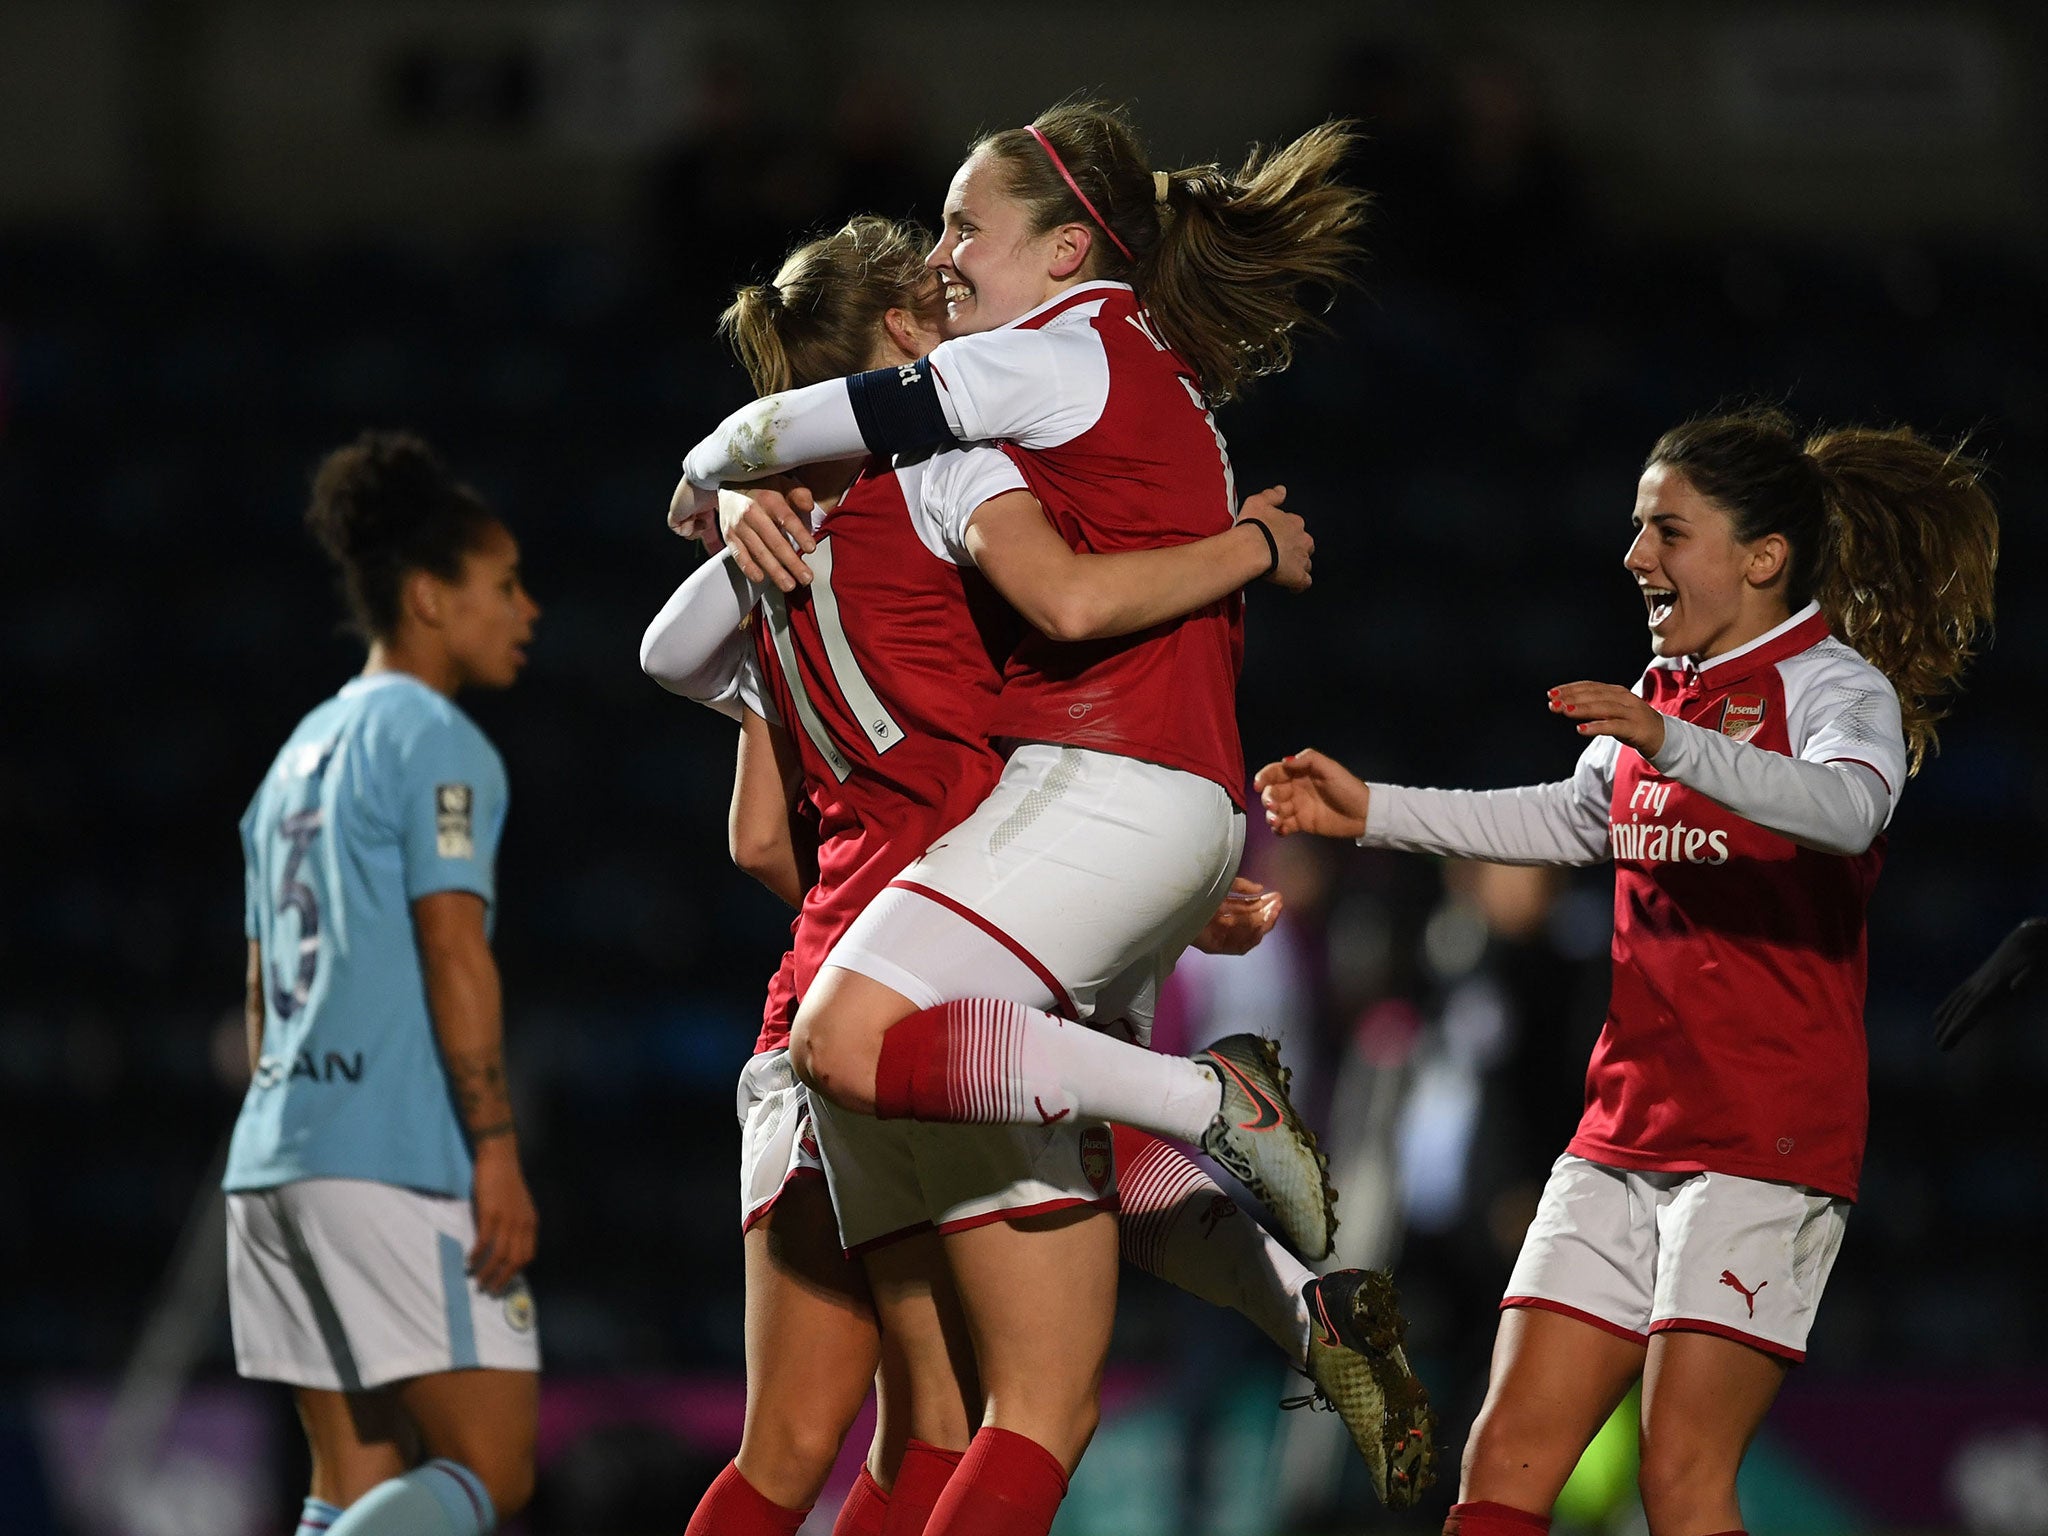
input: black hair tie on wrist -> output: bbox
[1246,517,1280,579]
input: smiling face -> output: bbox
[1625,462,1792,661]
[925,149,1088,336]
[433,521,539,690]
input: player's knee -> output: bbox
[1636,1434,1727,1527]
[788,1016,871,1110]
[429,1444,534,1520]
[743,1414,848,1494]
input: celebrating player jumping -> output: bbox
[1258,406,1997,1536]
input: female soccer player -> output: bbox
[225,433,542,1536]
[1256,407,1998,1536]
[649,215,1424,1536]
[665,105,1425,1532]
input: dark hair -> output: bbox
[971,102,1368,402]
[304,431,499,642]
[719,215,941,395]
[1649,407,1999,773]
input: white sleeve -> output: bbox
[918,446,1032,564]
[638,551,764,720]
[1650,716,1891,856]
[1359,737,1618,865]
[926,326,1110,449]
[679,380,867,490]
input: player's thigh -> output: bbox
[940,1203,1119,1472]
[293,1386,409,1504]
[864,1227,979,1474]
[1461,1305,1645,1508]
[392,1367,539,1514]
[789,964,926,1108]
[740,1175,881,1484]
[834,745,1242,1019]
[1637,1327,1786,1518]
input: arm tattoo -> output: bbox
[445,1051,515,1142]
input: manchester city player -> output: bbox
[226,432,541,1536]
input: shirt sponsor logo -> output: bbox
[1720,694,1768,742]
[253,1050,364,1088]
[1612,778,1730,864]
[436,783,475,859]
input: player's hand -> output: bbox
[1254,749,1370,840]
[1238,486,1313,592]
[1549,682,1666,758]
[469,1136,538,1295]
[1193,877,1284,955]
[669,474,720,543]
[1934,917,2048,1050]
[721,486,818,592]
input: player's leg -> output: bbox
[802,749,1334,1256]
[863,1228,979,1536]
[1455,1307,1645,1522]
[1114,1126,1436,1506]
[1632,1171,1847,1535]
[1635,1332,1784,1536]
[734,1179,882,1509]
[926,1206,1120,1536]
[279,1178,539,1534]
[1450,1155,1659,1532]
[294,1387,409,1508]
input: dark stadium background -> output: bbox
[4,4,2046,1534]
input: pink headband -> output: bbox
[1024,124,1135,264]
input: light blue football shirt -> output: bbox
[225,671,508,1199]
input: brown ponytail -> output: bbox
[718,214,941,395]
[1650,408,1999,774]
[974,102,1368,402]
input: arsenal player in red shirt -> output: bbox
[1258,407,1998,1536]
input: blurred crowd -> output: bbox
[4,30,2047,1533]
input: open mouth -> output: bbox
[1644,588,1676,627]
[942,279,972,306]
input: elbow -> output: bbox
[728,826,784,883]
[1033,592,1116,644]
[638,628,679,689]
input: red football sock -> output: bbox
[1443,1502,1551,1536]
[684,1461,809,1536]
[832,1466,890,1536]
[922,1428,1068,1536]
[878,1440,964,1536]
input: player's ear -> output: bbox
[880,305,936,363]
[1047,222,1092,282]
[402,567,446,630]
[1745,531,1790,589]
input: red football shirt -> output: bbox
[747,457,1013,1050]
[1570,610,1903,1198]
[926,282,1248,807]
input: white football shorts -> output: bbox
[811,1094,1118,1254]
[227,1178,541,1392]
[1503,1153,1850,1362]
[825,742,1246,1040]
[812,743,1241,1252]
[737,1047,826,1233]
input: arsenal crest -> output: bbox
[1719,694,1767,743]
[1079,1125,1113,1195]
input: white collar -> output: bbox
[994,280,1134,332]
[1649,600,1823,675]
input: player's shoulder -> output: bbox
[1775,634,1896,715]
[353,675,500,769]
